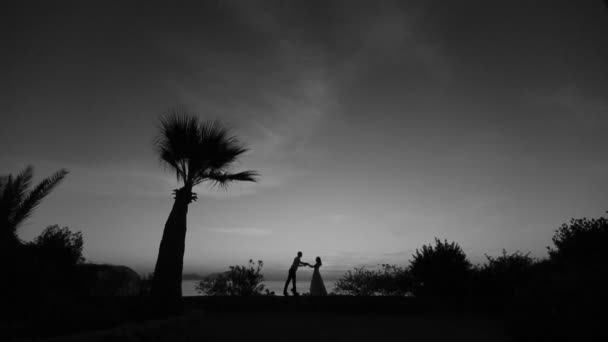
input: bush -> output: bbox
[547,214,608,297]
[410,238,472,297]
[374,264,413,296]
[334,267,377,296]
[196,260,270,296]
[30,225,84,267]
[334,264,413,296]
[5,225,85,299]
[548,215,608,267]
[475,250,535,299]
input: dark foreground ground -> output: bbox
[40,311,509,342]
[4,296,606,341]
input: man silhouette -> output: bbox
[283,251,310,296]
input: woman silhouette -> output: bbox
[309,256,328,296]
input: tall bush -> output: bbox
[410,238,472,297]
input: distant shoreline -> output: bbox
[181,279,338,296]
[180,271,344,282]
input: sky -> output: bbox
[2,0,608,279]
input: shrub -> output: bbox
[374,264,413,296]
[548,215,608,267]
[196,260,268,296]
[476,250,535,298]
[334,267,377,296]
[334,264,413,296]
[30,225,84,266]
[410,238,472,297]
[547,214,608,297]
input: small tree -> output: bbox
[196,260,268,296]
[30,225,84,266]
[410,238,472,297]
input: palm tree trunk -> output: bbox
[151,186,192,299]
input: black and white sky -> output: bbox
[2,1,608,276]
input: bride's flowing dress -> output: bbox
[310,264,327,296]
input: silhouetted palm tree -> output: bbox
[151,110,258,298]
[0,166,68,249]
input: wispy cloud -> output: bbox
[527,85,608,130]
[158,6,338,195]
[205,227,272,236]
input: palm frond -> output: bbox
[11,166,34,206]
[190,121,251,185]
[155,109,202,184]
[207,170,259,190]
[11,169,68,232]
[155,109,258,191]
[1,166,34,231]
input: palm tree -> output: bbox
[0,166,68,249]
[151,110,258,298]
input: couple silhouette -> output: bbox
[283,251,327,296]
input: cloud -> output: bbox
[205,227,272,236]
[151,1,450,197]
[550,86,608,128]
[527,85,608,130]
[157,7,339,195]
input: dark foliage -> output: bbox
[334,267,377,296]
[196,260,272,296]
[548,215,608,267]
[546,214,608,298]
[29,224,85,266]
[0,166,68,250]
[374,264,413,296]
[154,110,259,189]
[474,250,535,299]
[410,238,472,297]
[3,225,84,301]
[334,264,413,296]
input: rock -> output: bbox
[76,264,142,296]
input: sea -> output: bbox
[182,279,337,296]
